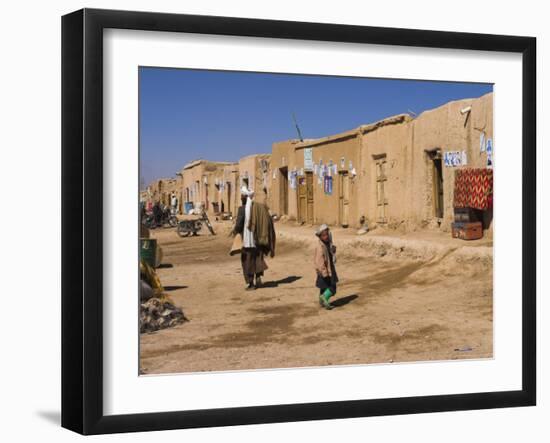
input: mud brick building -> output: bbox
[179,160,240,216]
[267,92,493,234]
[145,92,493,234]
[238,154,271,205]
[141,177,179,210]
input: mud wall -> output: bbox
[152,92,494,233]
[294,134,362,226]
[410,93,493,233]
[181,163,205,210]
[238,154,271,205]
[359,119,412,230]
[268,140,299,218]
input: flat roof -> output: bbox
[293,113,411,150]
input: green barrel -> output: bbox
[140,238,157,268]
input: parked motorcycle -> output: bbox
[176,211,216,237]
[142,208,178,229]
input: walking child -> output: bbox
[314,224,339,310]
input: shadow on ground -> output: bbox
[164,285,188,291]
[261,275,302,288]
[331,294,359,308]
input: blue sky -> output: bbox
[139,67,492,186]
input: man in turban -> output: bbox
[233,186,275,290]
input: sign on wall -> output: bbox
[304,148,313,171]
[444,150,468,167]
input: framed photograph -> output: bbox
[61,8,536,435]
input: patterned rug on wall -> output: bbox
[453,168,493,210]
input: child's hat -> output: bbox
[315,224,330,237]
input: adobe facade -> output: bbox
[144,92,493,233]
[179,160,240,216]
[267,92,493,234]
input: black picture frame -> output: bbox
[61,8,536,435]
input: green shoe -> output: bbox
[319,293,334,310]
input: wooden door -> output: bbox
[306,172,314,224]
[297,176,307,223]
[375,155,388,224]
[339,172,350,227]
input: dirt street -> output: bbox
[140,221,493,374]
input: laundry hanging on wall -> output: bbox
[324,175,333,195]
[289,169,298,189]
[454,168,493,210]
[486,139,494,169]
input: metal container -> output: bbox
[140,238,157,268]
[451,222,483,240]
[184,202,193,214]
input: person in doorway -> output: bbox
[314,224,339,310]
[170,192,178,215]
[233,186,272,290]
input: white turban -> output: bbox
[241,186,254,197]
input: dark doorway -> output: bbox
[226,182,231,214]
[428,149,444,218]
[279,167,288,215]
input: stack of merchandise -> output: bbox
[140,297,186,333]
[139,259,187,333]
[452,168,493,241]
[451,208,483,240]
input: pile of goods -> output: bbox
[139,258,187,333]
[452,168,493,241]
[140,297,186,333]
